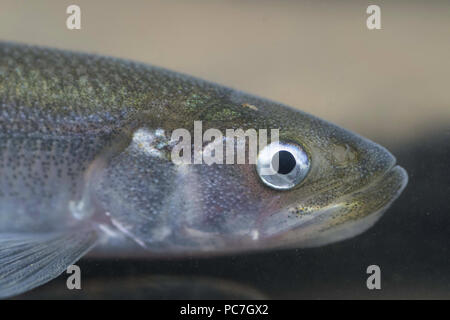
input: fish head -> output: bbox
[91,91,408,255]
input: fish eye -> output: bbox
[256,141,310,190]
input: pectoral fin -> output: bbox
[0,228,98,299]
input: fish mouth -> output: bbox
[258,163,408,249]
[318,164,409,242]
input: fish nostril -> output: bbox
[272,150,296,174]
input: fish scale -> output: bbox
[0,42,407,298]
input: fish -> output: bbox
[0,42,407,298]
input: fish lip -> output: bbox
[352,163,408,211]
[256,159,408,249]
[306,163,409,246]
[321,161,409,227]
[317,144,408,219]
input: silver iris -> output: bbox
[256,141,310,190]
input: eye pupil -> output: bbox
[272,150,296,174]
[256,141,310,190]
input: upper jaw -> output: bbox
[258,164,408,249]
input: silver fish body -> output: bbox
[0,42,407,297]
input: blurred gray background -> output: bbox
[1,0,449,299]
